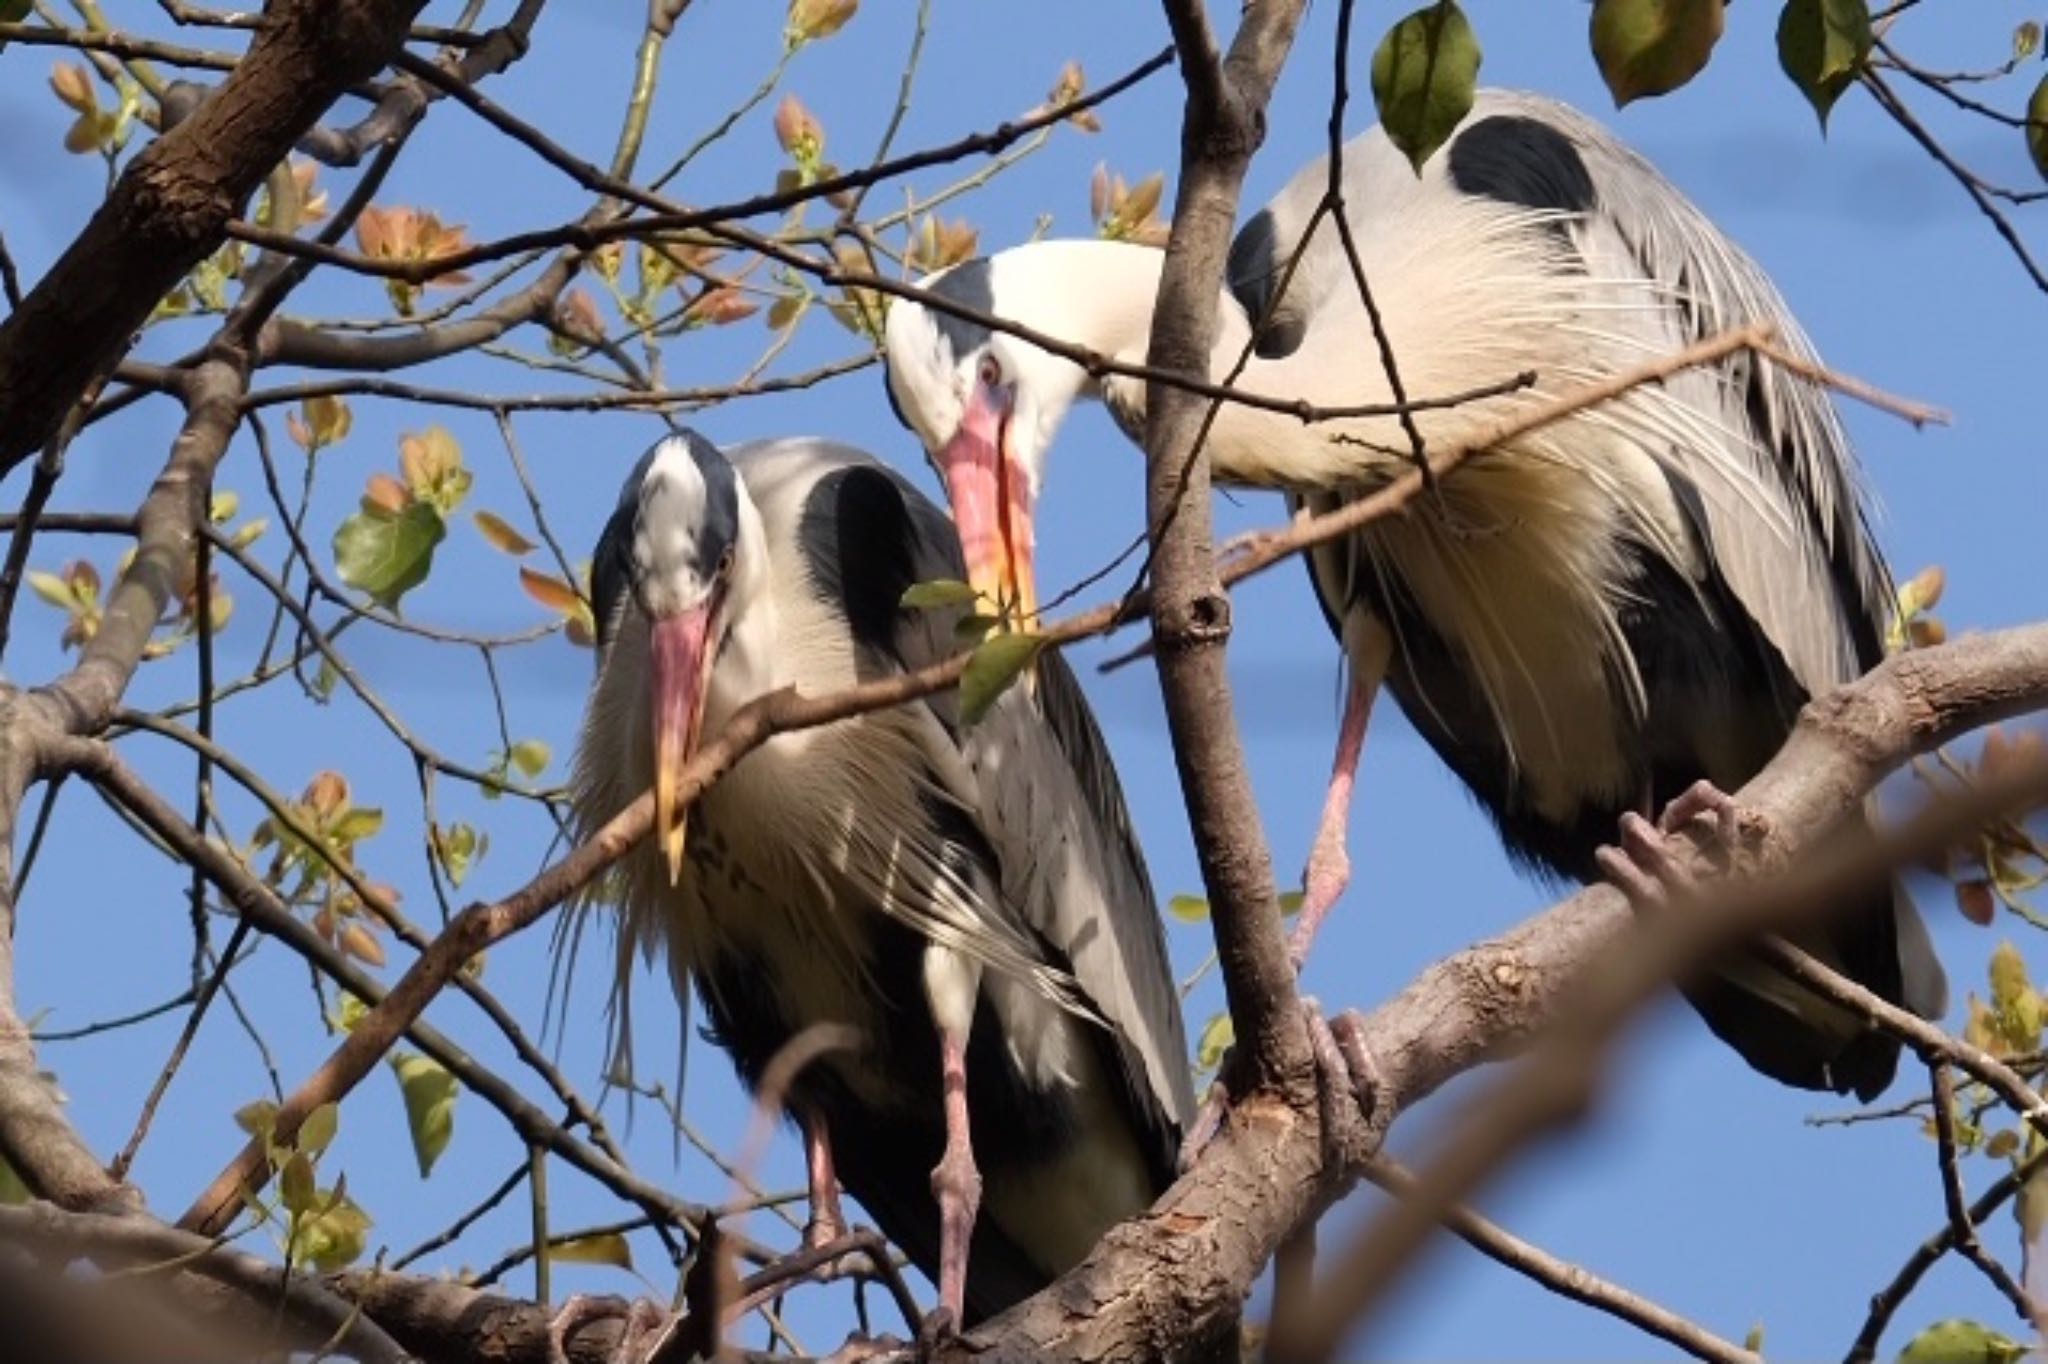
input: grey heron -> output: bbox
[880,90,1946,1100]
[569,430,1193,1326]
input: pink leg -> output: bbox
[799,1112,850,1252]
[1290,671,1376,968]
[929,1030,982,1331]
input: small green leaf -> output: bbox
[298,1101,340,1157]
[959,631,1046,725]
[1743,1324,1765,1354]
[234,1099,280,1141]
[333,500,445,612]
[1278,890,1306,918]
[330,807,385,845]
[901,578,981,610]
[25,571,74,610]
[1590,0,1726,107]
[1895,1318,2028,1364]
[1777,0,1871,131]
[210,490,240,524]
[508,738,552,779]
[280,1149,317,1216]
[1370,1,1483,174]
[311,659,341,704]
[473,509,538,556]
[552,1230,636,1269]
[391,1050,458,1178]
[2026,75,2048,183]
[434,822,484,888]
[1167,893,1211,923]
[1989,941,2029,1011]
[294,1191,372,1272]
[954,612,1000,644]
[1195,1012,1235,1073]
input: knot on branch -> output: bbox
[1153,591,1232,653]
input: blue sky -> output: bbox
[2,1,2043,1358]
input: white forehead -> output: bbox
[633,438,711,570]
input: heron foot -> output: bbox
[1176,999,1379,1176]
[547,1293,670,1364]
[799,1212,863,1282]
[1595,780,1746,909]
[916,1305,961,1357]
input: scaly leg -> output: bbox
[1290,617,1391,969]
[799,1111,850,1253]
[929,1027,982,1334]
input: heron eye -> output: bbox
[716,546,735,579]
[977,355,1002,388]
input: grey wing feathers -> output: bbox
[1487,90,1894,686]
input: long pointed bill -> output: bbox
[938,386,1037,630]
[649,604,718,885]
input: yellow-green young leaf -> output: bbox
[210,490,240,523]
[279,1149,317,1217]
[508,738,552,779]
[333,500,446,613]
[298,1102,341,1157]
[1777,0,1871,131]
[1195,1012,1235,1073]
[1989,941,2029,1011]
[294,1192,372,1272]
[1895,1318,2028,1364]
[331,807,385,845]
[954,612,1000,645]
[434,822,484,888]
[391,1051,459,1178]
[1743,1324,1765,1354]
[959,631,1046,725]
[1167,893,1210,923]
[1590,0,1725,107]
[766,293,805,331]
[901,578,981,610]
[230,517,269,550]
[0,1153,28,1206]
[332,991,369,1034]
[2020,1154,2048,1246]
[2026,76,2048,183]
[473,510,537,556]
[551,1231,635,1269]
[2018,22,2043,63]
[1278,890,1306,918]
[1370,1,1482,175]
[25,571,74,610]
[234,1098,280,1141]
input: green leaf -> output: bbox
[330,807,385,845]
[2026,76,2048,183]
[294,1191,372,1272]
[279,1149,317,1217]
[434,822,484,888]
[333,500,445,612]
[1370,1,1482,174]
[210,490,240,523]
[2017,22,2042,63]
[1777,0,1871,131]
[1895,1318,2028,1364]
[1590,0,1726,107]
[1195,1012,1235,1073]
[298,1101,340,1157]
[1167,893,1211,923]
[1989,941,2029,1011]
[552,1231,636,1269]
[900,578,981,610]
[234,1099,280,1142]
[1278,890,1306,918]
[391,1050,458,1178]
[508,738,552,779]
[954,612,1000,645]
[1743,1324,1765,1354]
[959,631,1046,726]
[25,571,74,610]
[311,659,341,704]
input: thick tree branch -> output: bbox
[0,0,431,471]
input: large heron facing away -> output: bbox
[570,431,1192,1326]
[881,89,1947,1100]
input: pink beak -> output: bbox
[938,384,1037,628]
[649,604,718,884]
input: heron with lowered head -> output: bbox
[570,429,1193,1328]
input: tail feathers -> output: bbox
[1683,880,1945,1103]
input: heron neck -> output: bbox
[1004,240,1334,488]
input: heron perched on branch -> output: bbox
[881,90,1947,1100]
[570,431,1192,1326]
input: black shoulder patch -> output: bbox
[1226,208,1307,359]
[1447,115,1597,216]
[797,466,963,655]
[589,501,636,654]
[926,258,996,361]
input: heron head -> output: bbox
[615,431,745,884]
[884,256,1090,632]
